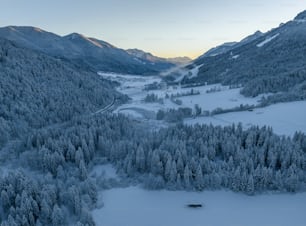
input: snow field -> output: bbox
[93,186,306,226]
[185,101,306,136]
[99,72,305,136]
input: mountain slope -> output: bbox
[198,31,263,58]
[182,11,306,98]
[0,26,175,75]
[0,37,126,146]
[199,42,237,58]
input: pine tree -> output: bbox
[176,154,184,175]
[169,161,177,184]
[52,205,65,226]
[232,167,241,192]
[246,175,255,195]
[195,164,204,190]
[151,151,163,176]
[79,160,88,181]
[1,190,10,210]
[183,165,191,189]
[286,165,298,192]
[164,157,172,181]
[40,199,52,224]
[75,147,84,165]
[136,146,146,172]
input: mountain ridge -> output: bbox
[176,10,306,100]
[0,26,178,75]
[126,48,191,65]
[0,36,127,145]
[198,30,263,58]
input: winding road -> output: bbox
[94,97,117,114]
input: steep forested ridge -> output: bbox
[0,38,125,147]
[0,26,177,75]
[182,11,306,102]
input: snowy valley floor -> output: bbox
[99,72,306,137]
[93,186,306,226]
[185,101,306,136]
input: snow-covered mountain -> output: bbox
[0,37,125,145]
[199,31,263,58]
[126,48,191,66]
[126,48,175,70]
[1,10,306,226]
[181,10,306,98]
[165,56,192,65]
[0,26,177,75]
[199,42,237,58]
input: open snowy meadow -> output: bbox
[99,72,306,137]
[91,164,306,226]
[93,186,306,226]
[185,101,306,136]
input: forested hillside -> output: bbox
[0,26,177,75]
[0,38,126,147]
[1,113,305,225]
[182,11,306,102]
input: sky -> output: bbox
[1,0,306,59]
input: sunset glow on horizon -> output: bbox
[1,0,306,58]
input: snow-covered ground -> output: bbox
[99,72,263,119]
[99,72,305,136]
[256,33,279,47]
[176,87,261,111]
[90,164,119,180]
[185,101,306,136]
[93,186,306,226]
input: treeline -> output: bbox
[241,72,306,97]
[1,113,306,225]
[167,89,200,98]
[144,93,163,103]
[156,104,255,123]
[20,115,306,196]
[112,123,306,194]
[156,107,192,122]
[0,114,133,226]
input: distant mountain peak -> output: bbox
[0,25,183,75]
[33,27,44,32]
[7,26,17,31]
[166,56,191,65]
[6,25,46,33]
[127,48,154,58]
[198,30,263,59]
[294,10,306,20]
[64,32,108,48]
[254,30,263,35]
[64,32,86,40]
[126,48,191,65]
[239,30,263,43]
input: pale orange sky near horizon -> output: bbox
[1,0,306,59]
